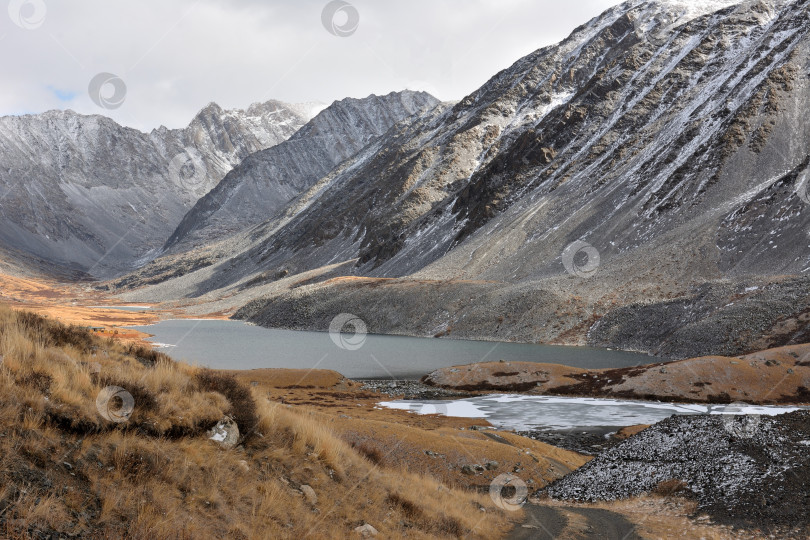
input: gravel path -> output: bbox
[507,505,639,539]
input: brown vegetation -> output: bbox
[423,344,810,404]
[652,479,691,497]
[0,270,158,344]
[221,370,589,490]
[0,304,521,539]
[0,269,231,347]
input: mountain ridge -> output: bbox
[0,98,317,278]
[163,90,440,251]
[113,0,810,359]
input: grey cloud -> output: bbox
[0,0,619,130]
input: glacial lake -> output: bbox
[129,319,659,379]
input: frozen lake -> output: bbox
[379,395,806,431]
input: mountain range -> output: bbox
[164,91,439,251]
[3,0,810,359]
[0,100,320,277]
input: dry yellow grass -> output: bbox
[221,368,590,490]
[321,412,587,490]
[426,344,810,404]
[0,304,523,539]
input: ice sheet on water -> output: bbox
[379,394,806,431]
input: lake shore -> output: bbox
[2,286,802,538]
[421,344,810,406]
[0,270,231,346]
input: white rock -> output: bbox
[207,416,239,448]
[353,524,378,537]
[300,484,317,506]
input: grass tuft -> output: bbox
[195,369,258,438]
[0,304,515,538]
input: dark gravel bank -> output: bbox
[355,379,475,399]
[517,427,626,456]
[542,410,810,534]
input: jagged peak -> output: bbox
[325,89,438,109]
[189,99,328,128]
[623,0,790,34]
[291,90,439,139]
[190,101,225,123]
[1,108,112,125]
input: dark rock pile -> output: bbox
[543,410,810,532]
[356,379,472,399]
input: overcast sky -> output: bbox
[0,0,620,131]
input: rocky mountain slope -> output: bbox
[0,100,318,278]
[116,0,809,358]
[164,91,439,251]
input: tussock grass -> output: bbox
[196,370,259,437]
[0,305,515,538]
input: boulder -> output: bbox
[300,484,317,505]
[354,524,378,537]
[208,416,239,448]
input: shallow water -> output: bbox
[129,319,659,379]
[379,395,806,431]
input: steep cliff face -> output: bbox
[164,91,439,251]
[0,100,316,277]
[422,0,810,283]
[148,0,806,276]
[115,0,810,358]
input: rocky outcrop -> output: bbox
[207,416,240,448]
[353,524,378,537]
[420,343,810,404]
[163,91,439,251]
[299,484,317,506]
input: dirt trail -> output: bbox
[507,505,566,539]
[508,504,639,539]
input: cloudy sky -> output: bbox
[1,0,619,131]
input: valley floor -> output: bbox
[1,271,807,538]
[0,270,222,346]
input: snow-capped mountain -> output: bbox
[117,0,810,358]
[0,100,316,277]
[164,91,439,251]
